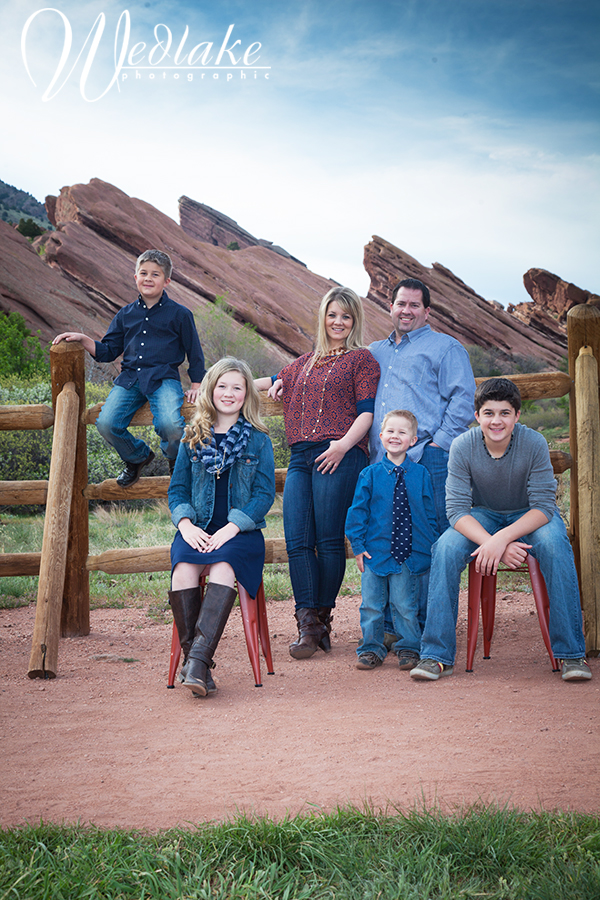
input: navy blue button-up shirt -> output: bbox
[345,454,439,575]
[94,292,205,396]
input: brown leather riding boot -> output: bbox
[184,583,237,696]
[169,587,216,694]
[317,607,334,652]
[289,607,328,659]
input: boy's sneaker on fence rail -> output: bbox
[410,659,453,681]
[116,450,155,487]
[560,658,592,681]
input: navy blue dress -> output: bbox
[170,434,265,597]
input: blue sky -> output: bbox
[2,0,598,306]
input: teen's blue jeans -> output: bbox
[419,443,450,535]
[96,379,184,464]
[358,565,422,660]
[283,442,366,610]
[420,507,586,666]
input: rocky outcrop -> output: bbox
[364,235,567,368]
[178,196,306,265]
[0,219,113,347]
[4,178,390,363]
[521,268,600,323]
[0,178,587,375]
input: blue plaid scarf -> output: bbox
[199,415,252,475]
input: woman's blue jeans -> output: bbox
[283,443,366,610]
[419,508,586,666]
[96,379,184,464]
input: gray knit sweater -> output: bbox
[445,423,557,527]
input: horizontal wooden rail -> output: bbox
[0,404,54,430]
[474,371,572,399]
[85,536,348,575]
[83,469,288,500]
[81,372,571,429]
[0,481,49,505]
[0,552,41,576]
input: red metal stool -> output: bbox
[466,553,560,673]
[167,571,274,688]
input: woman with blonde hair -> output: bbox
[256,287,380,658]
[168,357,275,696]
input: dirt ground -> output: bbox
[1,590,598,831]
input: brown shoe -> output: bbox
[289,608,327,659]
[317,607,334,652]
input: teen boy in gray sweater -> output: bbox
[411,378,591,682]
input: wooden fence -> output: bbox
[1,304,599,676]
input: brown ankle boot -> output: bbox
[289,607,328,659]
[317,607,334,652]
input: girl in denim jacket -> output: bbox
[168,357,275,697]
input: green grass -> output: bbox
[0,806,598,899]
[0,500,298,612]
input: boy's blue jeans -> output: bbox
[96,379,184,464]
[419,507,586,666]
[383,443,449,636]
[358,565,422,660]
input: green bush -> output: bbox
[0,312,48,379]
[194,295,282,375]
[17,217,44,238]
[0,380,169,485]
[266,415,290,468]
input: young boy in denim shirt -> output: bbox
[53,250,205,486]
[345,410,438,670]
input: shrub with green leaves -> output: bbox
[0,312,48,379]
[194,295,282,375]
[0,380,169,485]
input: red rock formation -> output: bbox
[178,196,305,266]
[0,220,111,346]
[522,268,600,324]
[1,178,588,375]
[364,235,567,368]
[6,178,390,362]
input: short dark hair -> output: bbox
[390,278,431,308]
[474,377,521,413]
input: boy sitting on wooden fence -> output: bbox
[53,249,205,486]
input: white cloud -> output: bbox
[1,0,598,313]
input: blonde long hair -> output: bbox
[309,287,365,370]
[184,357,268,450]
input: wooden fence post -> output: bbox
[28,383,79,678]
[575,346,600,654]
[50,342,90,636]
[566,304,600,588]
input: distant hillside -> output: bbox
[0,178,52,230]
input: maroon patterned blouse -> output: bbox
[279,348,380,456]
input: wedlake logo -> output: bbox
[21,8,270,102]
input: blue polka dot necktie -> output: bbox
[391,466,412,563]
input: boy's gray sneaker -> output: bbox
[383,632,398,651]
[561,658,592,681]
[356,652,383,670]
[410,658,454,681]
[396,650,419,670]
